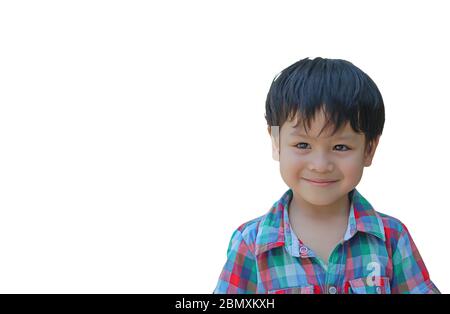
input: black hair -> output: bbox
[264,57,385,151]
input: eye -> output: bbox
[334,144,351,151]
[295,142,311,149]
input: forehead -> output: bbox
[285,114,359,140]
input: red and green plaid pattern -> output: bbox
[214,188,440,294]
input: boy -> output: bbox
[213,57,440,294]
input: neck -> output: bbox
[289,192,350,221]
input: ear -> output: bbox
[364,135,381,167]
[268,126,280,161]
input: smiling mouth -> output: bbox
[303,178,339,186]
[303,178,338,183]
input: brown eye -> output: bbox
[295,143,310,149]
[334,144,351,151]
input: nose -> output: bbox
[307,152,334,172]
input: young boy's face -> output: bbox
[269,109,380,207]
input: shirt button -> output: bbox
[328,286,337,294]
[299,246,308,255]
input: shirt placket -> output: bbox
[299,240,346,294]
[323,241,345,294]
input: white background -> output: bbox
[0,0,448,293]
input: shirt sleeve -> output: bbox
[213,228,259,294]
[390,223,440,294]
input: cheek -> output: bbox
[279,149,308,177]
[280,148,304,165]
[339,155,365,180]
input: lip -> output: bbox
[303,178,338,187]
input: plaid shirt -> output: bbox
[214,188,440,294]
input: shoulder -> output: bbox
[229,214,266,253]
[378,211,407,233]
[353,188,414,245]
[376,210,415,250]
[226,190,291,256]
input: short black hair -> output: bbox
[265,57,385,150]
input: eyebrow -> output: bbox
[289,131,355,140]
